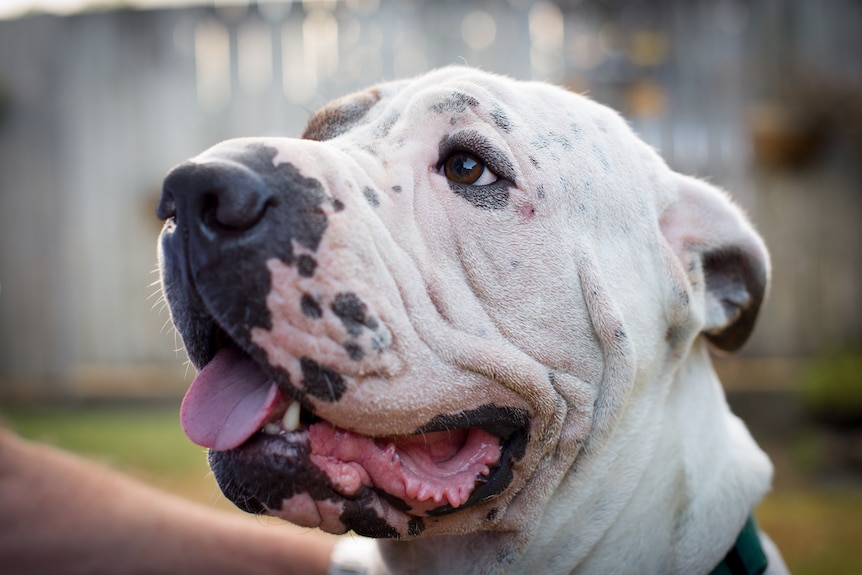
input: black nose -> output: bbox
[158,159,274,236]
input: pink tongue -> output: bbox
[180,347,282,451]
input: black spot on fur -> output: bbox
[430,91,479,115]
[302,89,381,141]
[591,142,611,170]
[296,254,317,277]
[676,285,690,307]
[497,548,518,566]
[408,517,425,537]
[486,508,498,521]
[344,342,364,361]
[490,105,512,132]
[391,185,402,193]
[300,357,346,402]
[332,198,345,212]
[375,112,400,138]
[532,134,550,150]
[363,186,380,207]
[300,294,322,319]
[449,181,510,210]
[532,131,573,155]
[370,334,389,351]
[340,499,400,539]
[551,131,573,150]
[332,293,378,337]
[571,123,584,138]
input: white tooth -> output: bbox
[263,422,280,435]
[282,401,301,432]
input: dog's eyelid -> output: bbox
[437,130,518,185]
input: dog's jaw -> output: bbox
[173,315,533,537]
[157,66,778,573]
[371,343,773,575]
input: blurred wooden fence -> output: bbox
[0,0,860,396]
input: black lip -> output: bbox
[209,433,327,514]
[422,412,528,517]
[416,405,530,441]
[208,404,529,529]
[192,322,223,369]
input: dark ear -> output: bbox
[301,88,381,142]
[661,175,770,352]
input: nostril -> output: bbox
[157,188,177,221]
[201,185,273,233]
[161,159,275,237]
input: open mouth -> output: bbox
[179,333,529,522]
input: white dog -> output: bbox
[157,67,788,574]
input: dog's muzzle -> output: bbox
[156,142,529,537]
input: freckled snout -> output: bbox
[156,141,337,371]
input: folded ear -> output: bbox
[660,174,770,352]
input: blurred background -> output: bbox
[0,0,860,571]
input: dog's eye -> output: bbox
[442,152,498,186]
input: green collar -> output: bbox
[709,516,768,575]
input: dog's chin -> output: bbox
[180,333,530,538]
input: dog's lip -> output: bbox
[230,417,526,520]
[181,343,528,517]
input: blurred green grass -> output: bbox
[757,489,862,574]
[1,404,200,474]
[0,404,234,509]
[2,404,861,573]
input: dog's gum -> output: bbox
[306,422,499,511]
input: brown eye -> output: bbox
[442,152,497,186]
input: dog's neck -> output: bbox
[377,341,772,575]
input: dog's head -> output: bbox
[157,67,768,540]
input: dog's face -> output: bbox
[158,67,767,540]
